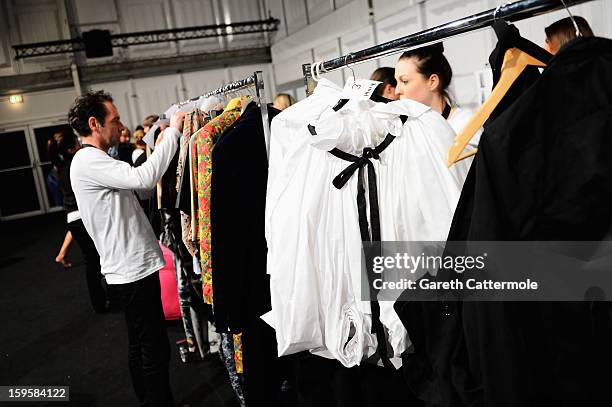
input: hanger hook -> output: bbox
[310,62,319,82]
[313,60,325,82]
[559,0,582,37]
[344,54,356,83]
[493,2,512,22]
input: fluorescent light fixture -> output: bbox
[9,94,23,104]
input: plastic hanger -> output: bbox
[446,22,551,167]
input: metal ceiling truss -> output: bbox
[12,17,280,59]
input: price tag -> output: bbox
[341,78,382,100]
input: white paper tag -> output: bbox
[341,78,382,100]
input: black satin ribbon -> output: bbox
[308,114,408,369]
[330,136,398,370]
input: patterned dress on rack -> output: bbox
[177,109,206,257]
[196,100,242,305]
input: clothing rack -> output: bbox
[302,0,595,94]
[170,71,271,157]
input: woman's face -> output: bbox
[544,35,560,54]
[394,57,436,106]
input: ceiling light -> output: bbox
[9,95,23,104]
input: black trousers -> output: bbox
[67,219,107,312]
[109,272,174,407]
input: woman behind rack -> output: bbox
[369,67,399,100]
[394,42,481,145]
[544,16,593,54]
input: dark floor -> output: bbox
[0,212,240,407]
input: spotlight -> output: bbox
[9,95,23,104]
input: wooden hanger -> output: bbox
[446,47,547,167]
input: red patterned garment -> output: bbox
[197,100,243,305]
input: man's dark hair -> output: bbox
[68,90,113,137]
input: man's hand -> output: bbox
[155,112,186,145]
[170,111,187,131]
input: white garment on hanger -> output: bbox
[448,106,483,148]
[198,95,225,112]
[263,79,470,368]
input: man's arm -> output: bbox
[81,127,181,191]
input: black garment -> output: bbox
[241,317,284,407]
[292,353,422,407]
[67,219,107,312]
[210,103,281,406]
[133,150,161,236]
[459,37,612,407]
[108,272,174,407]
[134,150,147,167]
[398,37,612,407]
[210,103,280,332]
[159,151,179,210]
[56,157,78,213]
[117,142,135,165]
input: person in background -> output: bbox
[50,127,109,312]
[135,125,144,132]
[544,16,593,54]
[132,129,147,167]
[143,114,159,134]
[48,137,73,269]
[273,93,295,110]
[54,231,73,268]
[369,67,399,100]
[69,90,185,407]
[117,128,134,164]
[394,42,482,145]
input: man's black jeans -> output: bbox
[109,272,174,407]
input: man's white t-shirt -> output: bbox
[70,128,180,284]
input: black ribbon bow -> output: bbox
[308,114,408,369]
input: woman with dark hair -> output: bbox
[544,16,593,54]
[394,42,481,144]
[50,127,109,313]
[369,67,399,100]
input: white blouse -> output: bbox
[448,106,482,148]
[263,79,470,368]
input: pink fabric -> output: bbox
[158,242,181,321]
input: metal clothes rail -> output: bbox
[173,71,271,157]
[302,0,595,94]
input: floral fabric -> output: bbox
[197,104,242,305]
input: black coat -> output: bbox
[210,103,280,332]
[396,37,612,407]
